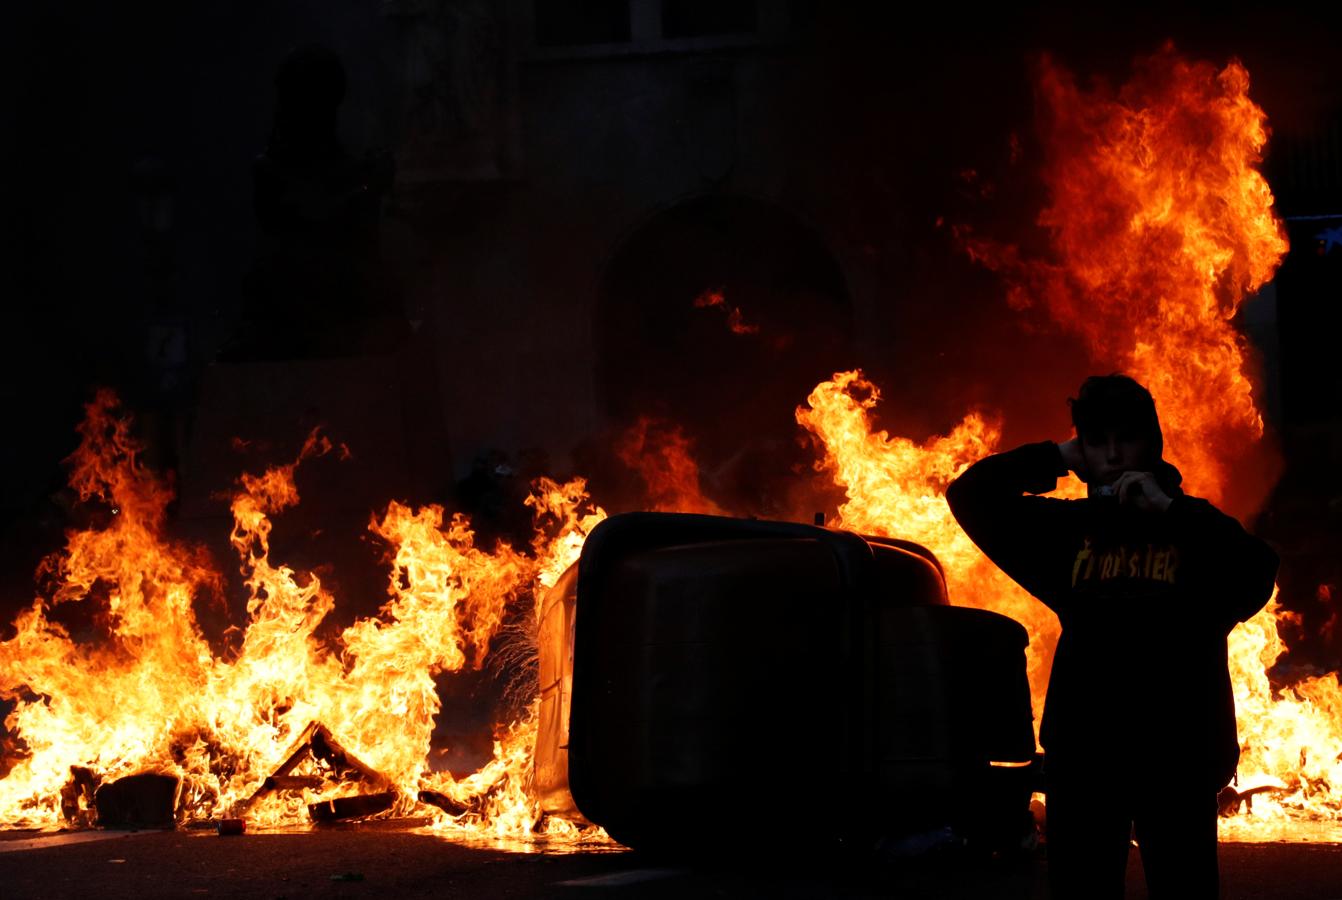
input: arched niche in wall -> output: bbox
[594,194,853,514]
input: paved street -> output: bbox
[3,824,1342,899]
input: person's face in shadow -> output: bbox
[1080,426,1157,488]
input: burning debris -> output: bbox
[309,792,396,823]
[59,768,182,830]
[92,773,180,829]
[0,391,605,838]
[235,722,391,824]
[1,45,1340,850]
[59,767,181,830]
[58,766,99,827]
[1218,779,1292,817]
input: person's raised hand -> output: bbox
[1058,438,1088,481]
[1112,471,1173,513]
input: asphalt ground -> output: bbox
[3,824,1342,899]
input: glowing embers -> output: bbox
[692,287,761,336]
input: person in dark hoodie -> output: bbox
[945,374,1278,899]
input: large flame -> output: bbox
[0,392,606,838]
[3,46,1337,848]
[796,374,1076,721]
[961,48,1287,504]
[800,48,1342,840]
[0,390,221,825]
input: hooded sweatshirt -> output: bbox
[946,441,1278,788]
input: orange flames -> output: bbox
[961,49,1287,505]
[693,288,761,335]
[0,390,221,826]
[615,416,724,515]
[796,375,1076,719]
[801,48,1342,840]
[0,392,606,839]
[2,46,1338,847]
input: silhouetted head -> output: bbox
[269,44,347,161]
[1069,374,1164,488]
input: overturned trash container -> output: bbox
[534,512,1034,852]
